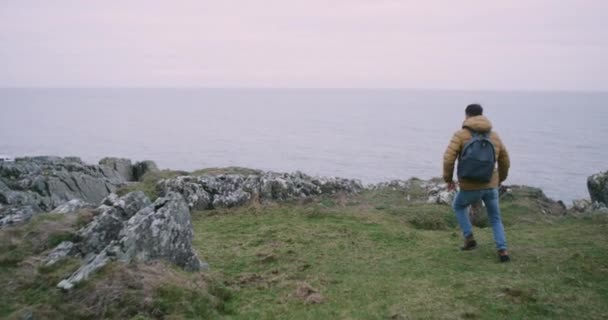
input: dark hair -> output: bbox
[465,104,483,116]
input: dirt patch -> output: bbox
[501,287,538,303]
[256,252,278,264]
[237,273,264,285]
[295,282,325,304]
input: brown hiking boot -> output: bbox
[460,234,477,251]
[498,249,510,262]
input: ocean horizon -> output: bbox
[2,88,607,203]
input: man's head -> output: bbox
[465,104,483,118]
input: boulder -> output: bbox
[56,191,205,290]
[113,192,204,271]
[588,171,608,206]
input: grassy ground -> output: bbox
[193,189,608,319]
[1,184,607,319]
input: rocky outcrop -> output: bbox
[500,185,567,215]
[99,158,134,182]
[54,191,205,290]
[588,171,608,206]
[157,171,364,210]
[0,156,159,228]
[98,158,160,182]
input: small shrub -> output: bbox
[116,170,182,200]
[46,231,73,248]
[375,204,391,210]
[320,199,336,208]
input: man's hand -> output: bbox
[447,181,457,192]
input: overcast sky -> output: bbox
[1,0,607,90]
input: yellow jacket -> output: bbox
[443,115,510,190]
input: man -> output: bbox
[443,104,511,262]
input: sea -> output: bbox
[1,88,607,203]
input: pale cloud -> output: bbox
[1,0,607,90]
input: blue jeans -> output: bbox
[452,188,507,250]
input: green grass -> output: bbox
[1,188,607,319]
[116,169,183,200]
[193,191,608,319]
[191,167,264,176]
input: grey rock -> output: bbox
[112,191,152,218]
[157,176,212,210]
[114,192,204,271]
[58,192,205,290]
[314,176,364,195]
[57,249,111,290]
[76,191,150,254]
[213,189,251,208]
[0,156,129,227]
[77,206,124,254]
[0,205,40,227]
[571,199,592,213]
[50,199,93,214]
[424,181,455,205]
[157,171,363,210]
[99,157,134,181]
[588,171,608,206]
[44,241,75,266]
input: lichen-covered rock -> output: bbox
[157,176,212,210]
[56,191,205,290]
[50,199,93,214]
[157,171,363,210]
[57,250,111,290]
[588,171,608,206]
[113,192,204,271]
[43,241,76,267]
[0,157,129,226]
[76,192,151,254]
[0,205,39,227]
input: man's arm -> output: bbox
[443,132,462,183]
[497,135,510,183]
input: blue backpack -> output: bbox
[457,129,496,182]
